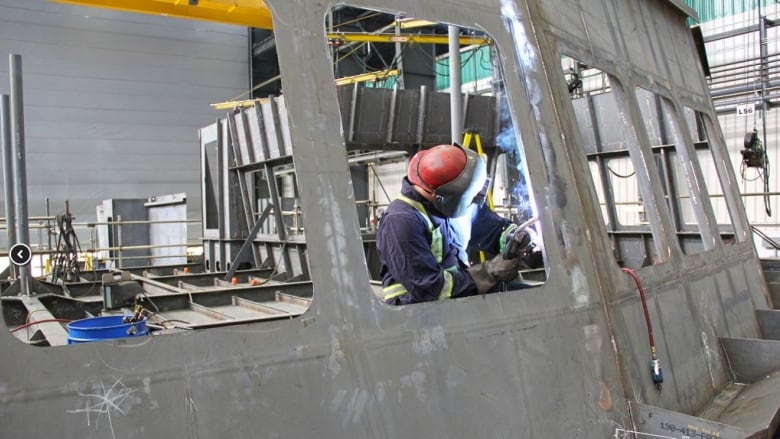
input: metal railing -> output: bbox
[0,215,202,276]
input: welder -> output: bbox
[377,143,537,306]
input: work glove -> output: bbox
[521,249,545,269]
[500,218,539,260]
[468,253,521,294]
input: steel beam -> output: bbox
[449,25,462,143]
[17,296,70,346]
[9,54,30,295]
[328,32,490,46]
[0,94,15,249]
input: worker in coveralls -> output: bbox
[377,143,536,305]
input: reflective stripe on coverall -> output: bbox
[382,194,456,301]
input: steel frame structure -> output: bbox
[2,0,780,437]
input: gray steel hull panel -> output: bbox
[1,0,777,438]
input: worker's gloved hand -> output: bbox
[522,249,545,269]
[503,229,534,259]
[468,253,521,294]
[500,219,539,260]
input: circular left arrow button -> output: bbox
[9,243,32,266]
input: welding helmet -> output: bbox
[408,144,488,218]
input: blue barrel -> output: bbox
[67,315,148,344]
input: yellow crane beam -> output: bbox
[49,0,274,29]
[328,32,491,46]
[49,1,483,45]
[334,69,399,86]
[396,19,437,29]
[211,69,400,110]
[211,98,268,111]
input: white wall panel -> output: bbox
[0,0,248,249]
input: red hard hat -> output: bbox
[408,144,468,192]
[407,144,487,218]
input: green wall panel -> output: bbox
[436,45,493,91]
[685,0,774,23]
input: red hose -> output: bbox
[11,318,72,333]
[621,267,656,359]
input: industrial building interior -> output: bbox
[3,0,780,438]
[0,0,548,338]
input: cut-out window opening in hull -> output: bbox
[328,5,548,303]
[561,56,743,268]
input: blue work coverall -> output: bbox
[377,177,512,305]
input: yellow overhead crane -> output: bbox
[47,1,433,32]
[48,1,489,47]
[50,1,490,108]
[50,0,274,29]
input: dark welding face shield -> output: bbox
[432,147,487,218]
